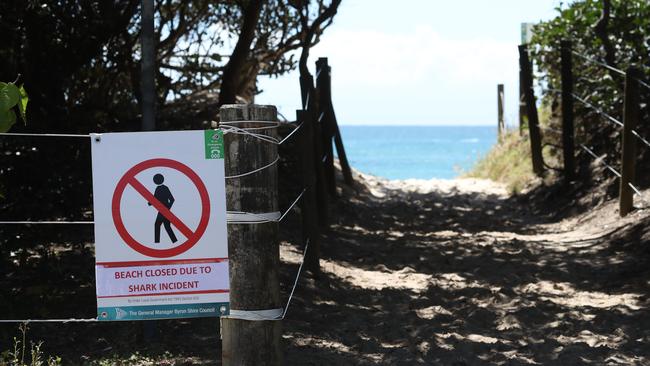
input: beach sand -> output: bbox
[279,170,650,365]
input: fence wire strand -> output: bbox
[571,93,624,128]
[220,123,303,146]
[0,318,98,323]
[278,189,306,222]
[224,156,280,179]
[628,182,650,207]
[0,221,93,225]
[571,51,626,76]
[539,126,563,135]
[630,129,650,149]
[637,78,650,91]
[282,238,310,319]
[0,132,90,138]
[579,144,621,178]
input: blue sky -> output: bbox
[257,0,564,125]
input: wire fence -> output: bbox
[0,120,312,324]
[534,43,650,211]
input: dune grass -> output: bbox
[464,128,537,194]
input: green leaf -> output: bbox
[0,108,17,132]
[0,82,20,112]
[18,85,28,124]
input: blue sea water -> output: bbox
[338,125,497,180]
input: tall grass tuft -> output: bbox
[464,128,537,194]
[0,323,62,366]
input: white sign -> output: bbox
[521,22,534,44]
[91,130,228,321]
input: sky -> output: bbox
[256,0,564,126]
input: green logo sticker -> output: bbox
[204,130,224,159]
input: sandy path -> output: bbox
[279,175,650,365]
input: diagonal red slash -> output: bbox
[127,177,195,239]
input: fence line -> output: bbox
[571,93,623,128]
[0,132,89,138]
[0,60,351,354]
[526,40,650,216]
[570,49,650,93]
[630,129,650,149]
[0,221,93,225]
[571,50,626,76]
[579,144,622,178]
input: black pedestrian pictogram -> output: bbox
[112,158,211,258]
[149,173,178,243]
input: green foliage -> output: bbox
[529,0,650,164]
[466,100,560,193]
[465,129,535,194]
[0,81,28,132]
[0,0,339,131]
[0,324,61,366]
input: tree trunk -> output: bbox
[218,0,263,106]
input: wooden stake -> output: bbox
[560,40,575,180]
[497,84,505,140]
[297,110,321,275]
[619,67,641,217]
[331,109,354,186]
[518,44,544,176]
[519,68,526,136]
[140,0,155,131]
[324,64,354,186]
[316,58,337,197]
[299,74,329,229]
[220,104,282,366]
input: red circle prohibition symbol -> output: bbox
[111,158,210,258]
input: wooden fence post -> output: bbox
[561,40,575,180]
[518,44,545,176]
[324,64,354,186]
[316,58,337,197]
[297,109,321,275]
[619,67,641,217]
[141,0,156,132]
[519,67,526,136]
[220,104,282,366]
[299,74,329,229]
[497,84,505,140]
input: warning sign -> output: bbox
[91,130,229,321]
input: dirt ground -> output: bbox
[3,171,650,365]
[279,172,650,365]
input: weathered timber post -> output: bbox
[299,74,329,229]
[140,0,158,343]
[497,84,505,141]
[518,44,545,176]
[519,68,526,136]
[331,110,354,186]
[316,58,337,197]
[141,0,155,131]
[220,104,282,365]
[324,63,354,186]
[297,109,321,275]
[561,40,575,180]
[619,67,641,217]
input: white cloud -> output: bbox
[311,26,517,87]
[258,26,521,125]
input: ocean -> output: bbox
[338,125,497,180]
